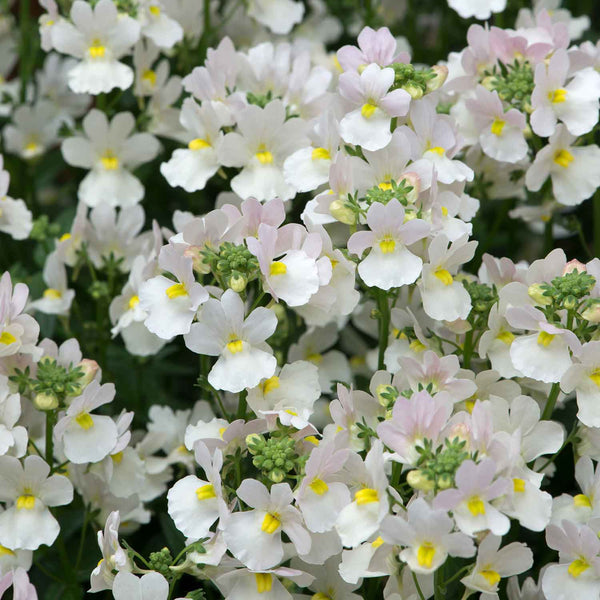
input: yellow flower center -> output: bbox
[513,478,525,493]
[88,40,106,59]
[307,352,322,364]
[261,375,280,395]
[490,118,505,136]
[188,138,211,150]
[496,330,515,345]
[467,496,486,516]
[304,435,320,446]
[311,147,330,161]
[441,206,448,217]
[409,339,427,353]
[0,546,15,556]
[312,593,332,600]
[371,536,384,548]
[549,88,567,103]
[149,5,161,16]
[379,236,396,254]
[553,149,574,168]
[568,557,590,578]
[112,451,123,464]
[59,232,72,242]
[378,181,392,191]
[142,69,157,86]
[428,146,445,156]
[226,339,243,354]
[128,295,140,309]
[255,144,273,164]
[0,331,16,345]
[261,512,281,534]
[16,495,36,510]
[480,569,501,587]
[417,542,436,569]
[537,331,555,347]
[76,413,94,430]
[25,140,40,154]
[589,370,600,388]
[574,493,592,508]
[355,488,379,505]
[309,478,329,495]
[101,151,119,170]
[434,268,453,286]
[255,573,273,593]
[165,282,188,299]
[43,288,62,300]
[361,103,377,118]
[196,484,216,501]
[270,261,287,276]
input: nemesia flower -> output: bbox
[54,381,118,464]
[140,242,208,339]
[223,480,311,570]
[434,458,510,537]
[461,534,533,598]
[338,64,411,151]
[50,0,141,94]
[448,0,507,20]
[28,251,75,316]
[62,109,160,208]
[112,571,169,600]
[247,0,305,35]
[0,455,73,550]
[382,498,475,573]
[184,289,277,393]
[167,442,227,540]
[348,200,430,290]
[531,49,600,138]
[137,1,183,49]
[0,375,27,458]
[525,124,600,206]
[0,155,32,241]
[337,26,409,72]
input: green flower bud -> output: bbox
[528,283,552,306]
[329,199,356,225]
[33,391,59,411]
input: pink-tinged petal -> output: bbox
[380,88,411,117]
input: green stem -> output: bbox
[434,565,445,600]
[45,410,57,466]
[541,382,561,420]
[462,328,474,369]
[412,571,426,600]
[19,0,31,103]
[74,505,90,573]
[377,291,390,371]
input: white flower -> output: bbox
[62,109,160,208]
[54,381,119,464]
[139,242,208,339]
[160,98,224,193]
[247,0,305,35]
[29,251,75,316]
[348,200,430,290]
[90,511,132,592]
[167,443,227,540]
[448,0,506,19]
[218,100,308,202]
[112,571,169,600]
[525,124,600,207]
[419,234,476,322]
[0,455,73,550]
[382,498,475,574]
[0,155,32,241]
[50,0,141,94]
[562,341,600,427]
[223,480,311,570]
[0,375,27,458]
[531,49,600,138]
[184,289,277,393]
[137,1,183,49]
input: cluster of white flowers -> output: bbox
[0,0,599,598]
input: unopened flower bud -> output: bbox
[246,433,264,454]
[563,295,578,311]
[437,473,454,490]
[77,359,99,388]
[528,283,552,306]
[403,83,423,100]
[269,468,286,483]
[563,259,586,275]
[184,245,210,275]
[582,300,600,324]
[229,272,247,293]
[375,384,397,407]
[34,391,59,411]
[406,469,434,492]
[329,199,355,225]
[426,65,448,92]
[401,172,421,203]
[480,76,496,91]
